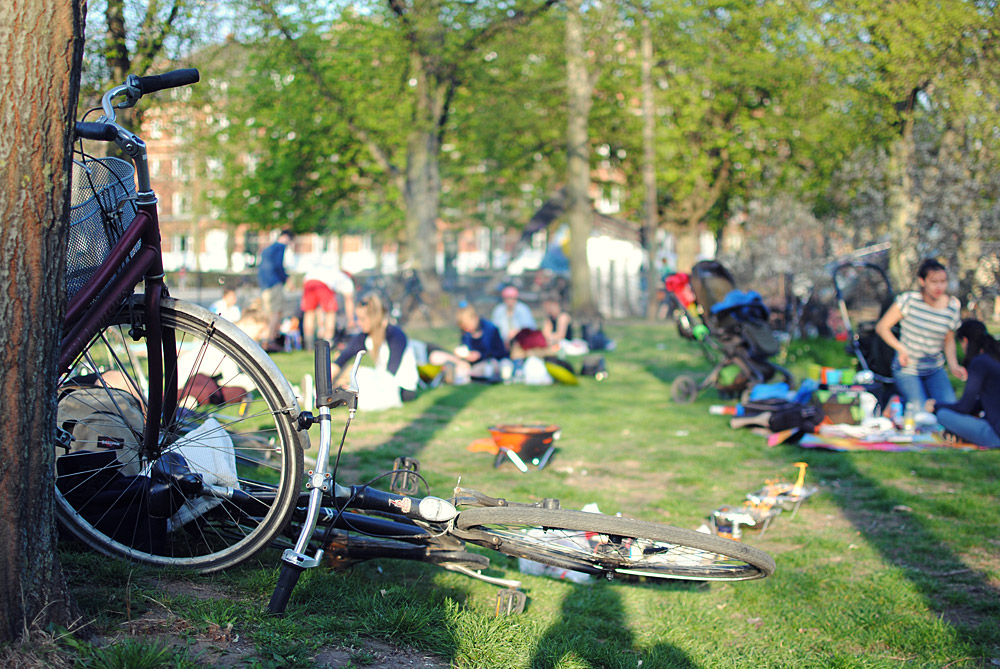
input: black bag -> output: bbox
[579,355,608,380]
[767,404,824,433]
[730,399,824,434]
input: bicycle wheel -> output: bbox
[55,296,305,573]
[455,507,774,581]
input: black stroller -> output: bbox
[831,261,897,407]
[671,260,794,403]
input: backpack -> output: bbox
[57,385,145,476]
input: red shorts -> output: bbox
[301,280,338,312]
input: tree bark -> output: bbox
[0,0,85,642]
[672,222,702,274]
[640,10,659,320]
[402,50,446,275]
[565,0,597,319]
[886,116,921,291]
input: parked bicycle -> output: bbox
[58,70,775,603]
[58,69,304,572]
[267,342,776,614]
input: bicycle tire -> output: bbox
[454,507,774,581]
[55,296,305,573]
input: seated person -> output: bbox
[541,294,573,347]
[332,293,418,409]
[210,288,242,323]
[429,305,507,382]
[490,285,536,347]
[930,319,1000,447]
[508,294,572,360]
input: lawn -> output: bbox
[29,322,1000,667]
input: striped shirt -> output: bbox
[895,291,961,375]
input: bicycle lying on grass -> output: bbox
[56,70,775,609]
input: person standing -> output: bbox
[490,285,536,346]
[257,229,294,352]
[875,258,966,407]
[300,266,355,348]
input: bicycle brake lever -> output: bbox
[347,350,363,397]
[317,350,363,410]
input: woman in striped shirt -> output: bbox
[875,258,967,408]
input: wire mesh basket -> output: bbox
[67,156,139,302]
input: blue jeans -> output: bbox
[936,408,1000,447]
[892,361,956,408]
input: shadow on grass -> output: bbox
[810,451,1000,651]
[642,332,999,654]
[530,581,697,668]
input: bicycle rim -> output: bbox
[455,507,774,581]
[55,297,304,573]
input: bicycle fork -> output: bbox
[267,342,458,616]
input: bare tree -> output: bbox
[0,0,85,642]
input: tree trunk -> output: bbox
[401,49,445,276]
[673,222,702,274]
[887,116,921,291]
[0,0,85,642]
[640,10,659,320]
[565,0,597,319]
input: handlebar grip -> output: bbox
[135,68,200,95]
[266,563,304,616]
[314,340,334,408]
[74,122,118,141]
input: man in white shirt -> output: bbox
[300,266,355,347]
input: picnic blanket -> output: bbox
[797,432,986,452]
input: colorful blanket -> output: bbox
[796,432,986,452]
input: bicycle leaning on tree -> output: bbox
[56,70,775,608]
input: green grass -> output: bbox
[40,322,1000,667]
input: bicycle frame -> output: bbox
[61,80,179,460]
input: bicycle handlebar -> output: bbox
[314,340,333,406]
[133,68,200,95]
[74,122,118,141]
[313,343,363,410]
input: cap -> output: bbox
[501,286,519,298]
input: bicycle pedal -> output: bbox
[390,457,421,496]
[495,588,526,617]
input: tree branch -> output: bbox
[255,0,402,187]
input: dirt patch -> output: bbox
[93,607,257,667]
[78,599,452,668]
[313,638,450,668]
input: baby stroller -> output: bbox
[831,261,897,407]
[671,260,794,403]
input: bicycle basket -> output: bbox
[67,157,139,302]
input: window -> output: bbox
[172,191,192,216]
[172,157,193,181]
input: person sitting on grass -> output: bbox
[491,285,536,347]
[929,319,1000,448]
[332,293,418,409]
[429,305,507,383]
